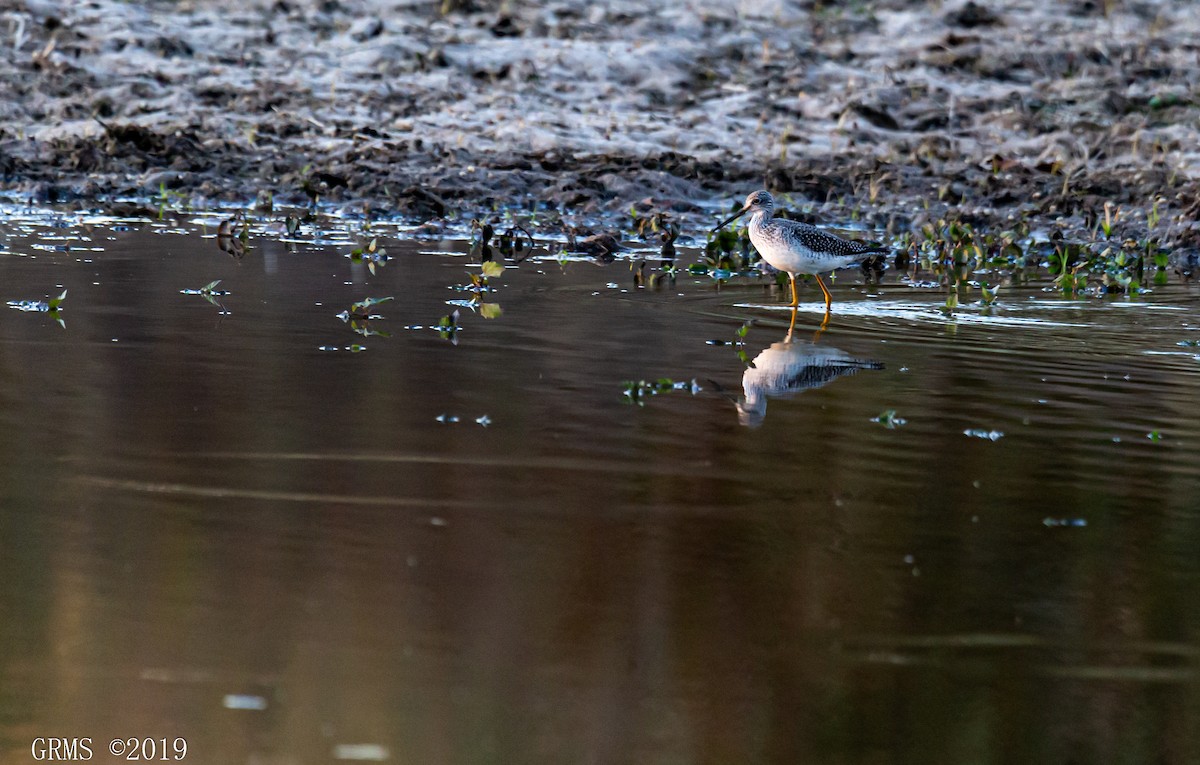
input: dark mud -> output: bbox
[3,0,1200,249]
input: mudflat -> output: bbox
[3,0,1199,247]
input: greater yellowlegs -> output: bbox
[713,190,888,312]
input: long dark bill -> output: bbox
[712,206,749,232]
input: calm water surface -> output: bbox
[2,209,1200,764]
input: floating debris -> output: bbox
[332,744,389,761]
[222,694,268,711]
[1043,518,1088,528]
[622,378,701,405]
[964,428,1004,441]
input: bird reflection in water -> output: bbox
[736,327,884,427]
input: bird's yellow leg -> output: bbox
[789,274,799,307]
[815,274,833,312]
[788,306,798,336]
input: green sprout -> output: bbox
[980,281,1000,307]
[350,237,387,275]
[462,261,504,318]
[180,281,230,312]
[337,296,393,338]
[7,289,68,328]
[871,409,906,428]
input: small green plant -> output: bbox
[180,281,230,312]
[346,295,393,317]
[707,321,752,363]
[941,289,959,316]
[337,296,393,338]
[648,262,678,290]
[462,261,504,318]
[1099,202,1116,239]
[7,289,67,327]
[980,281,1000,307]
[349,237,387,275]
[871,409,906,428]
[438,309,461,344]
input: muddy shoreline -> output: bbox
[3,0,1199,248]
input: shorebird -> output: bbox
[713,190,889,313]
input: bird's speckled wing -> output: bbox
[775,219,887,256]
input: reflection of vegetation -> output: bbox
[7,289,67,328]
[479,302,503,319]
[471,219,534,263]
[284,215,302,237]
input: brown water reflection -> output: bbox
[2,213,1200,764]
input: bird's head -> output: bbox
[713,190,774,232]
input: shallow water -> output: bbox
[3,210,1200,763]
